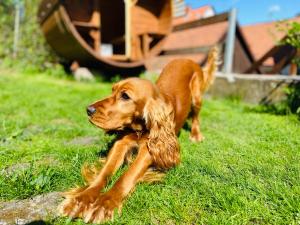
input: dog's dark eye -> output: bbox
[120,92,130,100]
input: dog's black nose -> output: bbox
[87,106,96,116]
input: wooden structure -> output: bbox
[38,0,172,73]
[246,39,299,75]
[242,16,300,75]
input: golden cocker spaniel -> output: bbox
[60,47,219,223]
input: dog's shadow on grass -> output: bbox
[96,131,130,158]
[25,220,49,225]
[182,121,191,132]
[180,119,192,138]
[96,136,116,158]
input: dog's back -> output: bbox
[156,47,219,133]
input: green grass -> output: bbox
[0,71,299,225]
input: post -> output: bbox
[13,0,21,58]
[223,8,237,82]
[125,0,133,59]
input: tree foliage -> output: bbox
[278,21,300,66]
[0,0,60,71]
[283,22,300,49]
[284,22,300,66]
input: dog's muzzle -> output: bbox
[86,106,96,116]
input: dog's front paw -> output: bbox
[83,193,122,223]
[59,186,99,219]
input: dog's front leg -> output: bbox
[59,134,138,219]
[83,142,153,223]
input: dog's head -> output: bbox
[87,78,159,132]
[87,77,180,169]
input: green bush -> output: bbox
[285,82,300,117]
[284,22,300,66]
[278,21,300,66]
[255,82,300,119]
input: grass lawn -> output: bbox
[0,71,299,225]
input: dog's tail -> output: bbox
[202,46,220,91]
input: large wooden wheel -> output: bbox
[38,0,172,73]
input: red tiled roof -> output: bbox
[173,5,215,26]
[241,17,300,66]
[164,21,228,50]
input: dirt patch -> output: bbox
[51,118,73,125]
[1,163,31,176]
[66,136,99,146]
[1,157,60,176]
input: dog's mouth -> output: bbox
[88,117,123,132]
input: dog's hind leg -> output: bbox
[189,72,205,142]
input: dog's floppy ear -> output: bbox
[143,97,180,170]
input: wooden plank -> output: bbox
[289,63,298,75]
[89,29,100,52]
[142,34,151,58]
[172,12,229,32]
[73,21,99,28]
[270,50,295,74]
[90,0,100,27]
[131,35,143,61]
[104,54,128,61]
[245,46,280,73]
[290,49,300,75]
[161,45,213,55]
[125,0,132,59]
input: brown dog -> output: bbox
[59,47,219,223]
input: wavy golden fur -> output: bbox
[59,47,219,223]
[144,98,180,170]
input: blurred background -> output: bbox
[0,0,299,76]
[1,0,299,115]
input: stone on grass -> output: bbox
[73,67,95,82]
[0,192,62,225]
